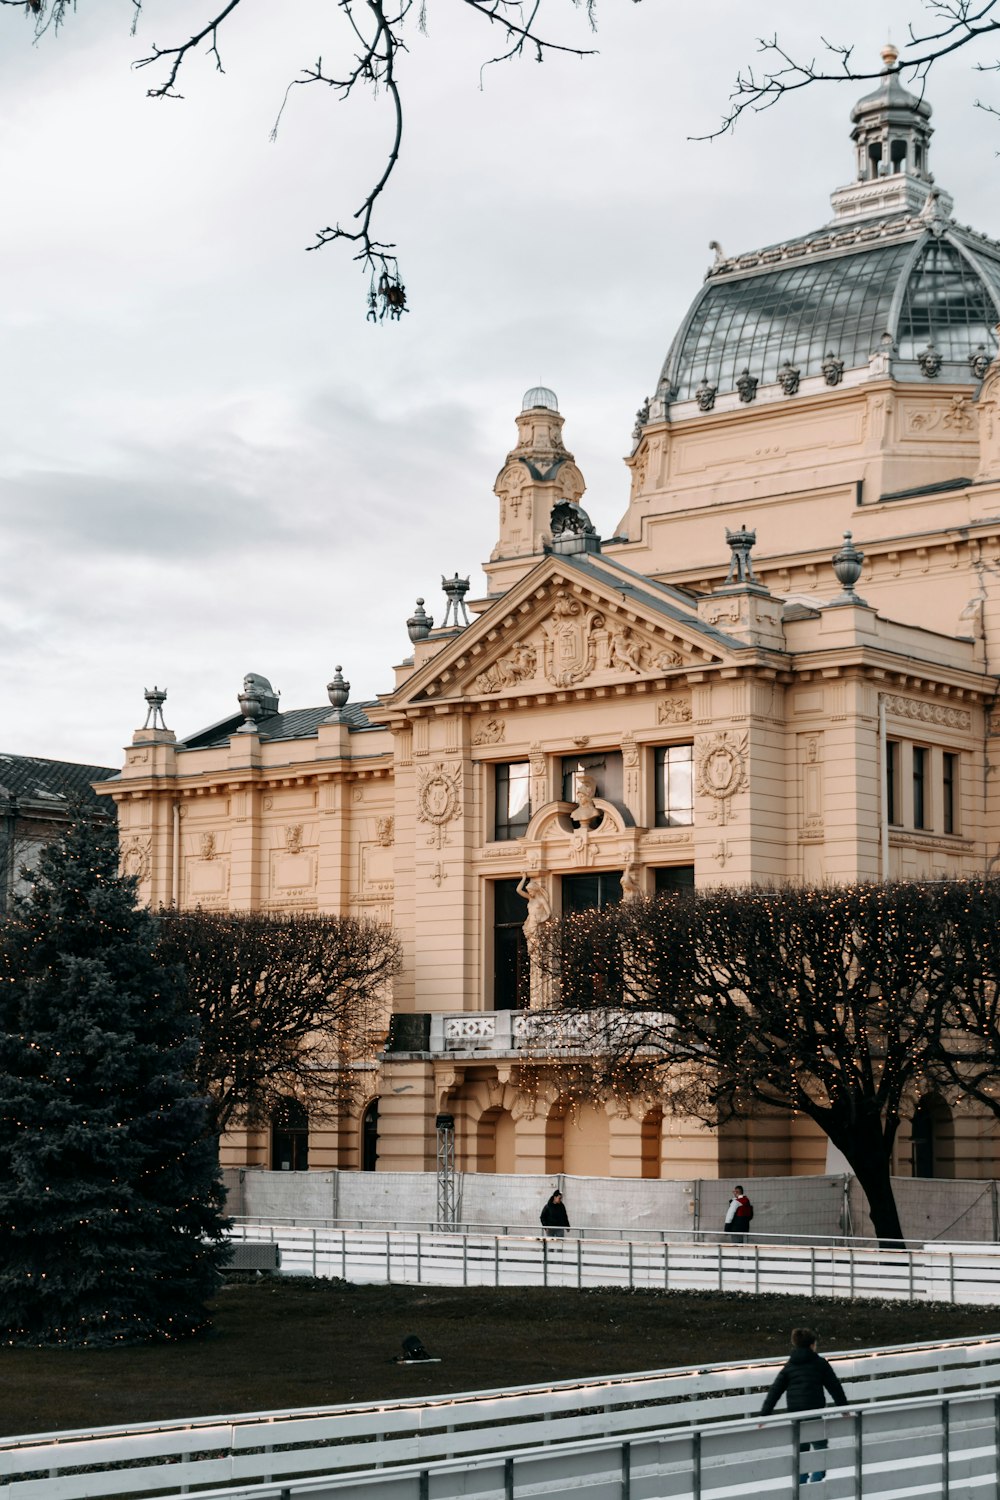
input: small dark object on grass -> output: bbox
[394,1334,439,1364]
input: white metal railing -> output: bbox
[75,1388,1000,1500]
[230,1222,1000,1304]
[9,1334,1000,1499]
[229,1213,994,1253]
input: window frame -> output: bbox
[492,760,531,842]
[654,743,695,828]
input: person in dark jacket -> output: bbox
[540,1190,569,1238]
[760,1328,848,1484]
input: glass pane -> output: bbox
[897,240,1000,360]
[656,744,694,827]
[562,872,623,913]
[494,876,526,924]
[495,761,530,841]
[664,241,915,400]
[507,762,530,820]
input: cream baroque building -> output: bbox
[100,59,1000,1183]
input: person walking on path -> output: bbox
[724,1184,753,1241]
[760,1328,848,1483]
[540,1190,569,1238]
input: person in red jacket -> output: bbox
[723,1184,752,1241]
[761,1328,848,1483]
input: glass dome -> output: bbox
[522,386,559,411]
[658,61,1000,409]
[661,230,1000,403]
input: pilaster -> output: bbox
[375,1060,436,1171]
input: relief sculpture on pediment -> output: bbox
[473,641,537,694]
[541,590,604,686]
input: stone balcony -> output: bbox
[425,1009,663,1058]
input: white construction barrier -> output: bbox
[222,1168,1000,1247]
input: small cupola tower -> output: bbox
[830,45,952,223]
[486,387,587,592]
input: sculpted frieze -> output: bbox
[472,716,506,745]
[882,695,971,732]
[658,696,692,724]
[473,642,537,694]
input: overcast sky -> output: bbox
[1,0,997,766]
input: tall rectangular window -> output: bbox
[943,752,957,835]
[654,744,694,826]
[493,761,530,841]
[913,745,928,829]
[561,751,623,807]
[654,865,695,895]
[493,878,529,1010]
[887,739,900,826]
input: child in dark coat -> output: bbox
[760,1328,848,1484]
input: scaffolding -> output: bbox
[435,1113,456,1230]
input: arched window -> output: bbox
[361,1100,379,1173]
[271,1097,309,1172]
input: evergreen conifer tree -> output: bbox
[0,815,229,1345]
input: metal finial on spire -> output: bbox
[880,41,899,69]
[724,525,758,585]
[441,574,471,628]
[142,686,169,730]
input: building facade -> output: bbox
[1,753,117,914]
[98,58,1000,1183]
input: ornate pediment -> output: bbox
[394,562,730,708]
[464,588,700,697]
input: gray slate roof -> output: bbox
[0,754,118,809]
[180,701,385,751]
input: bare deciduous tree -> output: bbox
[531,882,967,1244]
[156,907,401,1135]
[924,878,1000,1121]
[1,0,604,317]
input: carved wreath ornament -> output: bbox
[417,762,462,848]
[695,731,749,825]
[120,837,151,881]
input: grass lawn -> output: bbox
[2,1276,997,1438]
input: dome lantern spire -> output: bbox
[829,46,952,225]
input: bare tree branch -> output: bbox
[156,908,401,1135]
[699,2,1000,142]
[2,0,604,319]
[529,882,970,1244]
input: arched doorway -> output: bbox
[271,1097,309,1171]
[361,1100,379,1172]
[911,1095,954,1178]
